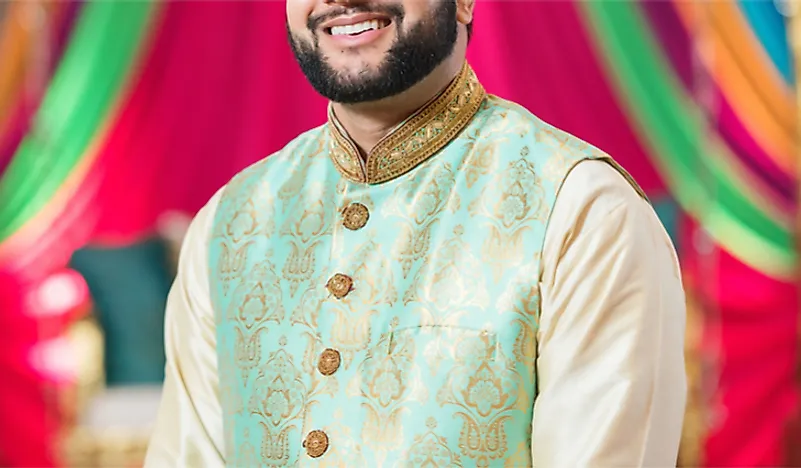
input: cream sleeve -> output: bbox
[144,189,226,468]
[532,159,687,467]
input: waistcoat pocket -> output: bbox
[388,325,499,367]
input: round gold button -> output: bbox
[326,274,353,299]
[303,430,329,458]
[342,203,369,230]
[318,348,341,376]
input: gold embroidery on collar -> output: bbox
[327,63,487,185]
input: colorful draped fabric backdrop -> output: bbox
[0,1,796,466]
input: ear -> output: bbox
[456,0,475,26]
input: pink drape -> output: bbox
[681,218,799,467]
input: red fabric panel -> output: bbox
[682,219,799,467]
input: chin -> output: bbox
[329,60,383,80]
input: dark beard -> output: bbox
[288,1,458,104]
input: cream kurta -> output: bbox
[145,158,687,467]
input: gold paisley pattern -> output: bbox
[208,63,636,466]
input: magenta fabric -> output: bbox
[467,2,665,196]
[640,0,794,205]
[91,1,327,243]
[0,100,31,176]
[681,217,799,467]
[717,95,795,204]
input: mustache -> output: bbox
[307,4,404,31]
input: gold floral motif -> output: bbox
[503,441,531,467]
[395,221,437,279]
[226,203,260,244]
[227,262,285,329]
[388,162,460,278]
[460,139,499,189]
[238,440,259,467]
[280,191,334,242]
[469,157,547,282]
[283,241,320,298]
[435,333,521,465]
[358,329,419,457]
[249,347,309,466]
[455,412,511,466]
[280,192,335,296]
[403,227,488,312]
[278,138,325,203]
[327,63,486,184]
[215,240,252,296]
[257,425,292,466]
[403,418,462,467]
[312,419,368,467]
[233,327,263,380]
[215,158,270,214]
[457,104,531,191]
[494,159,546,228]
[463,362,509,417]
[289,277,326,331]
[328,310,375,367]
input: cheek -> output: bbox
[285,0,315,36]
[397,0,434,27]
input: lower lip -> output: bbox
[326,24,392,48]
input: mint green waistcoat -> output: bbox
[208,67,637,467]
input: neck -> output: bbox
[331,57,465,155]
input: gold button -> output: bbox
[318,348,341,376]
[342,203,369,230]
[303,430,329,458]
[326,274,353,299]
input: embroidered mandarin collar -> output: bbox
[327,63,486,185]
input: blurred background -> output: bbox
[0,0,798,466]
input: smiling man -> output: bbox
[144,0,687,466]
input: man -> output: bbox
[145,0,687,465]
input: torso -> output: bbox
[209,73,619,466]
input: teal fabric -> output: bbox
[208,95,619,466]
[70,238,172,385]
[652,196,681,251]
[737,0,794,85]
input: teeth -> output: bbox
[330,19,386,36]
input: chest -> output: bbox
[214,151,549,357]
[209,149,555,466]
